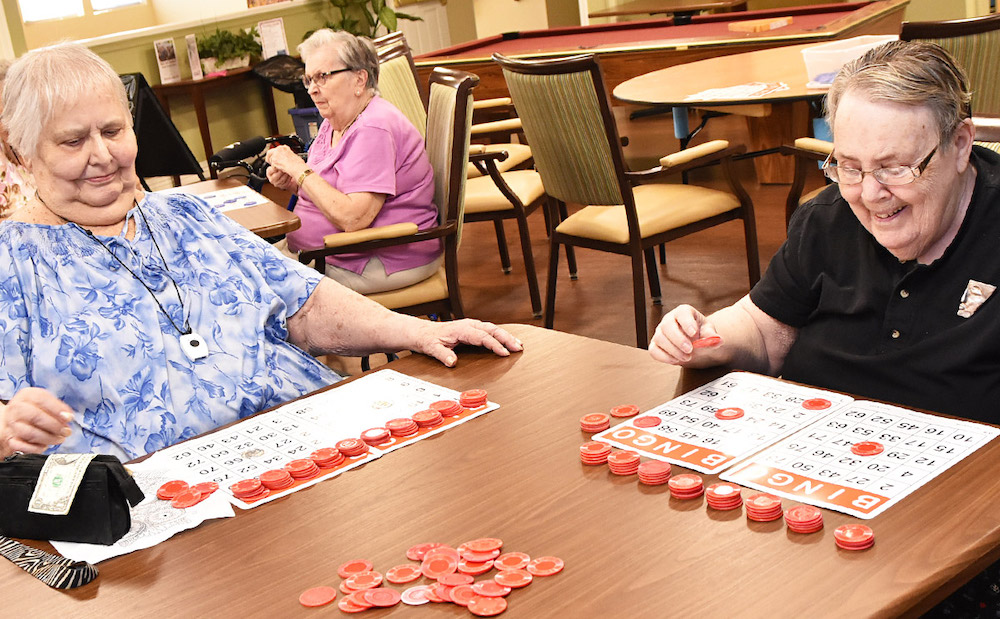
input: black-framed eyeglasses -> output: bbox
[822,143,939,186]
[302,67,353,89]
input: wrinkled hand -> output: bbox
[412,319,523,367]
[264,144,309,181]
[0,388,74,457]
[649,304,721,365]
[265,164,296,192]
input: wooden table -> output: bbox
[152,67,280,171]
[5,324,1000,616]
[415,0,908,102]
[160,178,300,238]
[589,0,748,20]
[614,42,834,183]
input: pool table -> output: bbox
[414,0,909,101]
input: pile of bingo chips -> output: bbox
[298,538,564,615]
[155,479,219,508]
[578,407,872,552]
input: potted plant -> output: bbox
[197,27,263,73]
[319,0,421,39]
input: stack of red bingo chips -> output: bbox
[336,438,369,457]
[833,524,875,551]
[412,408,444,428]
[386,417,420,438]
[579,413,611,433]
[706,482,743,510]
[309,447,344,468]
[668,473,704,499]
[744,493,784,522]
[259,468,294,490]
[637,460,671,486]
[579,441,612,465]
[430,399,463,418]
[459,389,488,409]
[361,427,391,446]
[230,478,269,501]
[286,458,320,481]
[156,479,216,509]
[156,480,189,501]
[784,505,824,533]
[607,450,640,475]
[609,404,640,418]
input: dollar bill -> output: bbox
[27,454,97,516]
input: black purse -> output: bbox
[0,453,145,545]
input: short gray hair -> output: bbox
[826,40,971,143]
[2,43,131,160]
[298,29,379,92]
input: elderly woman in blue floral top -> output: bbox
[0,44,520,463]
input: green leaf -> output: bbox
[379,5,397,32]
[371,0,385,12]
[360,6,376,28]
[393,11,422,22]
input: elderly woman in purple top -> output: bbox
[266,29,440,294]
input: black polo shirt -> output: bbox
[750,146,1000,422]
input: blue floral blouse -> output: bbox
[0,192,340,461]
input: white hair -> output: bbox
[298,29,379,91]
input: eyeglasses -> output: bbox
[822,144,938,186]
[302,67,353,88]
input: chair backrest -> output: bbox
[376,38,429,138]
[901,13,1000,116]
[493,53,628,208]
[425,67,477,246]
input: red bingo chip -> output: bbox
[494,552,531,571]
[192,481,218,496]
[286,458,320,480]
[802,398,832,410]
[785,505,824,533]
[526,556,565,577]
[335,438,369,457]
[169,488,203,509]
[360,427,391,445]
[339,590,374,613]
[386,417,420,437]
[472,580,511,597]
[156,479,189,500]
[459,389,489,408]
[692,335,722,348]
[465,538,504,553]
[495,569,533,588]
[579,413,611,433]
[637,460,672,486]
[439,573,475,587]
[834,524,875,551]
[457,558,495,576]
[851,441,884,457]
[434,583,455,603]
[607,450,640,475]
[468,595,508,617]
[580,441,612,465]
[744,493,783,522]
[610,404,640,418]
[365,587,402,608]
[460,549,500,563]
[407,542,445,561]
[633,415,660,428]
[386,564,422,584]
[449,584,477,607]
[421,553,459,580]
[715,407,745,421]
[430,400,463,417]
[337,559,374,579]
[310,447,344,468]
[412,409,444,428]
[229,478,269,501]
[668,473,704,499]
[299,585,337,607]
[401,585,432,606]
[345,570,383,591]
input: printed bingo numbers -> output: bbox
[722,399,1000,519]
[592,372,853,474]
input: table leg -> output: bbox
[745,101,810,184]
[189,87,215,178]
[260,83,280,137]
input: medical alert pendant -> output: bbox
[957,280,996,318]
[180,332,209,361]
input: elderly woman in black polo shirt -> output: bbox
[650,39,1000,615]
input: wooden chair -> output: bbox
[376,36,548,317]
[901,13,1000,117]
[494,52,760,347]
[297,67,478,320]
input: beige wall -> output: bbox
[152,0,249,25]
[19,1,158,49]
[472,0,549,38]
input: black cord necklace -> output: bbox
[41,194,209,361]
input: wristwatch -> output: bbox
[296,168,314,187]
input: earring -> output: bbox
[355,90,361,96]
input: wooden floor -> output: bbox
[452,108,826,349]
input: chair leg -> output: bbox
[544,237,561,329]
[492,220,512,274]
[743,216,761,286]
[630,250,648,347]
[658,243,666,265]
[557,201,578,279]
[514,209,543,318]
[644,247,661,305]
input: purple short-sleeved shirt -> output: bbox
[286,96,440,275]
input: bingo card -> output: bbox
[591,372,853,474]
[141,369,498,509]
[721,399,1000,519]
